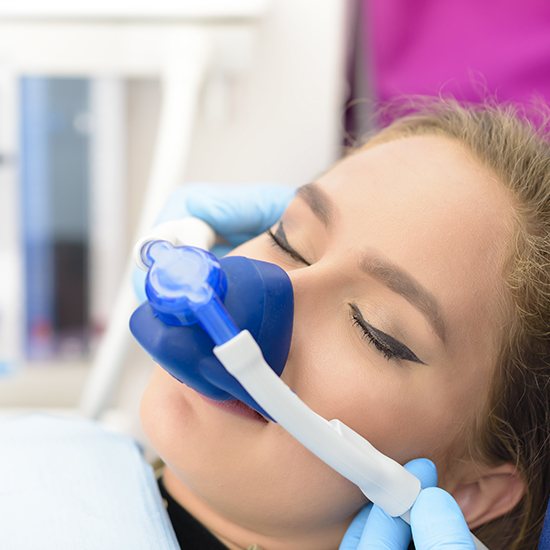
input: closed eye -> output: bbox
[267,222,425,365]
[266,223,311,265]
[349,303,425,365]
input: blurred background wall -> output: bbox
[0,0,351,441]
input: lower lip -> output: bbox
[200,395,268,423]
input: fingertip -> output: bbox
[411,487,474,548]
[404,458,438,488]
[248,185,296,231]
[415,487,464,515]
[354,503,373,524]
[360,505,411,549]
[340,503,372,547]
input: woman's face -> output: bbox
[141,136,515,549]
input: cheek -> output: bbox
[228,238,465,465]
[285,324,466,466]
[139,368,199,472]
[222,237,468,484]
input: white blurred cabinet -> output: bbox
[0,1,348,427]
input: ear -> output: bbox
[451,463,525,529]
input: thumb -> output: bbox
[352,459,437,550]
[339,505,373,550]
[411,487,475,550]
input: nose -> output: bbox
[283,256,343,317]
[278,260,342,384]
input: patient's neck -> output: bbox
[162,467,347,550]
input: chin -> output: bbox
[139,366,364,540]
[139,366,265,481]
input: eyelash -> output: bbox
[266,226,310,265]
[350,308,398,361]
[266,225,423,364]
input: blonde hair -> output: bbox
[360,100,550,550]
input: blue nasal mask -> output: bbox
[130,241,293,420]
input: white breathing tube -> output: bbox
[135,217,489,550]
[214,330,420,517]
[214,334,488,550]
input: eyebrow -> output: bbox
[297,182,447,343]
[360,255,447,343]
[296,183,333,226]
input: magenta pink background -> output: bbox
[365,0,550,108]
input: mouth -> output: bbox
[199,394,269,423]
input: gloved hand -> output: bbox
[340,458,475,550]
[133,184,295,302]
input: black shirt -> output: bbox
[158,477,229,550]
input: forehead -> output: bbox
[315,135,515,350]
[322,135,509,224]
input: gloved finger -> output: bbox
[186,185,295,237]
[224,231,263,248]
[358,505,410,550]
[339,505,373,550]
[211,244,234,258]
[411,487,475,549]
[154,187,192,224]
[404,458,438,489]
[353,459,438,550]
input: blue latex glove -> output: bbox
[340,458,475,550]
[133,184,295,302]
